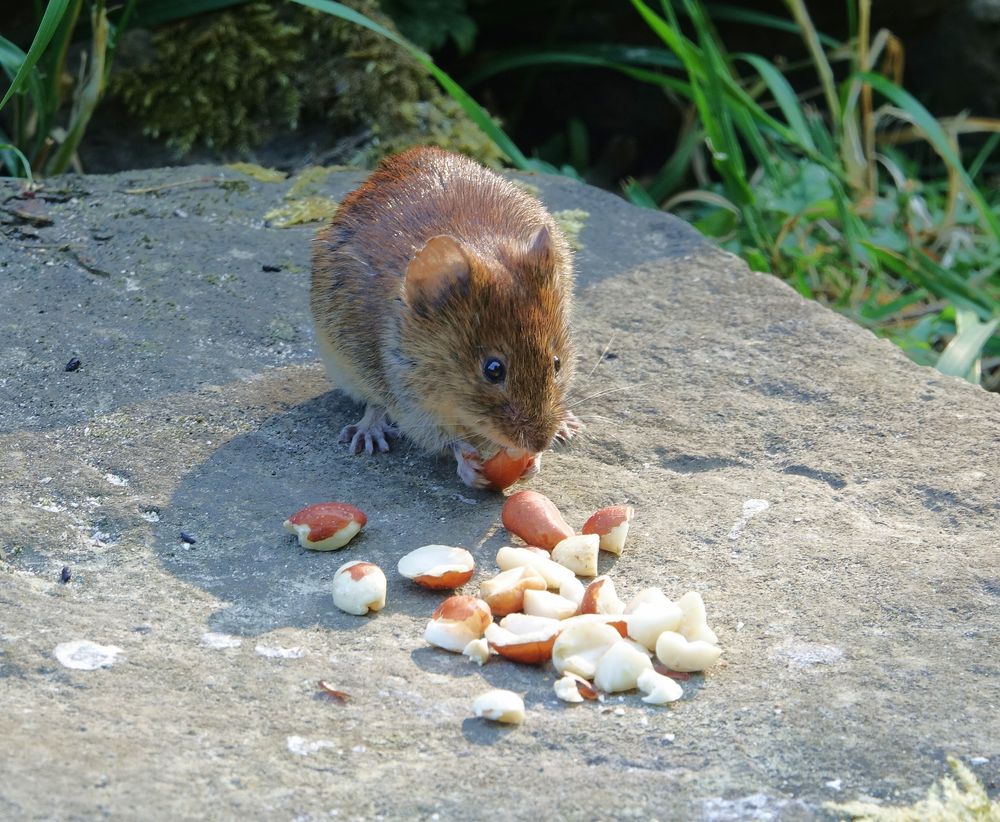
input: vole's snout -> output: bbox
[519,415,561,454]
[496,402,557,454]
[526,431,554,454]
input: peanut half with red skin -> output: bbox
[284,502,367,551]
[501,490,574,550]
[398,545,475,590]
[581,505,634,555]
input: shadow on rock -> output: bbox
[460,716,519,745]
[154,391,506,635]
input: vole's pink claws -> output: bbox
[452,443,491,489]
[553,410,584,444]
[339,406,398,455]
[520,453,542,479]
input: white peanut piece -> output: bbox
[677,590,719,645]
[593,639,653,693]
[636,669,684,704]
[655,630,723,672]
[331,561,387,616]
[472,689,525,724]
[551,621,622,680]
[551,534,599,577]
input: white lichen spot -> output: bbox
[33,499,66,514]
[727,498,770,540]
[54,640,124,670]
[256,644,306,659]
[286,736,334,756]
[703,793,807,821]
[104,472,129,487]
[201,632,242,650]
[769,639,844,668]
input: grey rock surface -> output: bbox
[1,165,998,820]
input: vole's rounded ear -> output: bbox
[515,224,562,281]
[404,235,470,308]
[527,225,553,262]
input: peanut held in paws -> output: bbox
[310,147,579,489]
[480,448,537,491]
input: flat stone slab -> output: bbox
[1,165,998,820]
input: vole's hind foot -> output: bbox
[339,405,399,454]
[452,443,491,489]
[553,410,584,444]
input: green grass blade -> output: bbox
[706,3,841,48]
[935,309,1000,382]
[737,53,816,150]
[858,289,930,322]
[471,43,683,76]
[859,70,1000,242]
[865,244,1000,320]
[291,0,530,169]
[633,0,846,182]
[464,50,690,95]
[43,0,82,110]
[645,126,701,202]
[0,0,71,112]
[968,132,1000,181]
[47,0,109,175]
[0,35,46,149]
[622,178,659,208]
[0,138,34,181]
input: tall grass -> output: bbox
[0,0,243,178]
[467,0,1000,388]
[0,0,126,177]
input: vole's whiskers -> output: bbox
[566,382,647,410]
[583,332,617,382]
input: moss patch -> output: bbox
[264,197,339,229]
[510,179,542,198]
[827,757,1000,821]
[286,166,337,199]
[111,0,504,167]
[225,163,288,183]
[552,209,589,250]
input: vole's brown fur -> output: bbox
[311,147,577,487]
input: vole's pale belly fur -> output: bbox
[311,147,574,465]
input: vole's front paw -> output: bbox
[339,405,399,454]
[553,410,584,444]
[452,444,491,489]
[520,452,542,479]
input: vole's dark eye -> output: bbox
[553,355,561,374]
[483,357,506,384]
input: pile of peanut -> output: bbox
[285,490,722,726]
